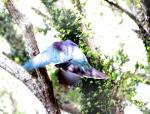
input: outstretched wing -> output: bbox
[56,60,108,79]
[24,39,108,80]
[23,40,77,71]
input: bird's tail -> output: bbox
[23,52,51,71]
[23,60,34,71]
[83,67,108,79]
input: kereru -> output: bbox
[56,68,80,86]
[23,40,108,85]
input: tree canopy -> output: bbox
[0,0,150,114]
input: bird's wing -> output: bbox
[23,41,75,71]
[54,40,108,79]
[56,68,80,86]
[59,60,108,80]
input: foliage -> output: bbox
[144,39,150,63]
[50,8,85,44]
[41,0,149,113]
[123,0,150,64]
[132,100,150,114]
[0,10,28,64]
[41,1,88,44]
[80,48,131,114]
[47,66,81,105]
[0,8,28,114]
[0,0,148,113]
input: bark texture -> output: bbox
[4,0,60,114]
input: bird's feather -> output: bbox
[56,68,80,86]
[23,40,78,71]
[56,60,108,79]
[23,39,108,80]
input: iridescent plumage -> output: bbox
[23,40,108,85]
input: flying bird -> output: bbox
[56,68,80,86]
[23,40,108,85]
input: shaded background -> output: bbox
[0,0,149,114]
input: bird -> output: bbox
[56,68,80,86]
[23,39,108,85]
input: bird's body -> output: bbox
[24,40,87,69]
[56,68,80,86]
[23,40,108,85]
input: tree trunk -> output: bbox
[4,0,60,113]
[141,0,150,63]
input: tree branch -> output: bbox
[5,0,39,57]
[0,53,43,99]
[104,0,148,37]
[136,73,150,80]
[104,0,150,63]
[5,0,60,114]
[31,7,51,20]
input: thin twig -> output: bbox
[31,7,51,19]
[104,0,148,36]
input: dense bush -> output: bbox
[41,1,149,113]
